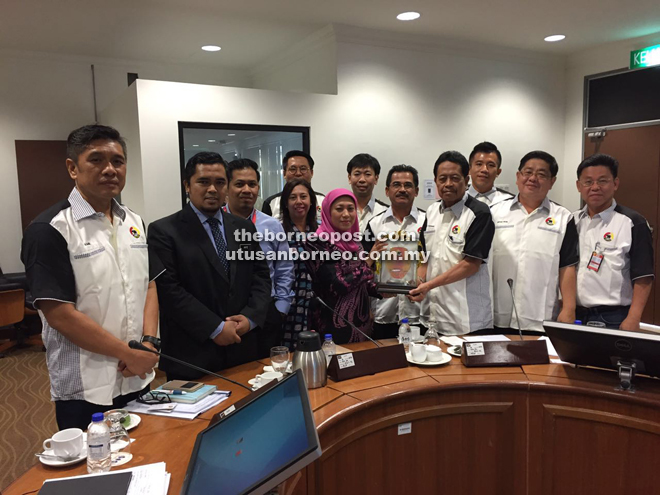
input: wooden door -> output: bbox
[15,140,70,231]
[583,125,660,324]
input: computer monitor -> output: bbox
[181,369,322,495]
[543,321,660,389]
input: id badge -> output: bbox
[587,242,604,272]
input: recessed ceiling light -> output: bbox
[544,35,566,42]
[228,133,236,137]
[397,12,421,21]
[208,139,216,143]
[201,45,221,52]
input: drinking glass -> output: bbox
[270,346,290,373]
[423,321,441,347]
[105,411,131,462]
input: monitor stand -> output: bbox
[616,360,637,392]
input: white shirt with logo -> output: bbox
[490,195,579,331]
[573,200,654,308]
[366,206,426,324]
[21,188,162,405]
[420,193,494,335]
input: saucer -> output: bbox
[124,413,141,431]
[262,363,293,374]
[406,351,452,366]
[39,433,87,467]
[446,345,462,358]
[248,378,276,390]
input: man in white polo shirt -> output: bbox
[467,141,514,206]
[574,153,654,330]
[409,151,494,335]
[22,125,161,430]
[347,153,388,231]
[365,165,426,339]
[490,151,578,332]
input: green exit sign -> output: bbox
[630,44,660,69]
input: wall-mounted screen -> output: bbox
[586,66,660,128]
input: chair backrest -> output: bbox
[0,289,25,327]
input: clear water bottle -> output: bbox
[87,412,111,473]
[321,334,336,366]
[398,318,411,352]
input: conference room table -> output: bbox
[6,338,660,495]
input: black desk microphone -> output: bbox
[128,340,252,391]
[507,278,524,341]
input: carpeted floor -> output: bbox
[0,346,166,492]
[0,345,55,492]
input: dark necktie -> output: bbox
[207,217,230,277]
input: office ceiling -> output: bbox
[2,0,660,69]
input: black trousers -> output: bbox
[576,305,630,328]
[54,386,149,431]
[256,301,285,359]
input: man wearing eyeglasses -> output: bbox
[490,151,579,332]
[365,165,426,339]
[573,154,653,330]
[261,150,325,221]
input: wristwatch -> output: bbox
[141,335,161,352]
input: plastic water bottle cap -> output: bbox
[91,412,105,422]
[401,318,409,324]
[324,334,332,340]
[574,320,582,325]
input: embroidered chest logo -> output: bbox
[545,217,555,226]
[451,224,460,235]
[603,232,614,242]
[129,226,141,238]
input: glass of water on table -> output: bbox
[270,346,290,373]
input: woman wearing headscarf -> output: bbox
[304,188,381,344]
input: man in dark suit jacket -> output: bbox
[149,152,272,380]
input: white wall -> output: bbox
[333,38,566,210]
[0,50,250,271]
[0,53,95,272]
[561,32,660,212]
[251,25,337,95]
[116,35,567,226]
[98,85,143,216]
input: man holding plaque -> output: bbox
[365,165,426,339]
[409,151,495,335]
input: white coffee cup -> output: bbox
[410,326,421,341]
[43,428,83,457]
[256,371,283,385]
[409,342,427,362]
[425,345,443,363]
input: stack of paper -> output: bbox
[440,336,464,346]
[39,462,171,495]
[463,335,511,342]
[124,392,230,420]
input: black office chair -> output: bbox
[0,267,43,357]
